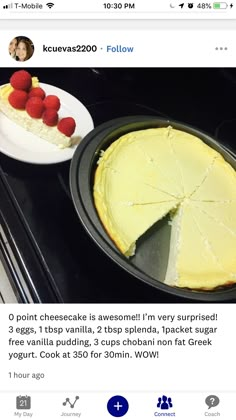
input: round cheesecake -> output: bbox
[93,126,236,290]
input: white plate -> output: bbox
[0,83,94,164]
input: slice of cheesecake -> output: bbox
[0,72,75,148]
[94,126,236,289]
[191,153,236,201]
[165,201,236,290]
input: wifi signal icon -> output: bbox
[46,2,54,8]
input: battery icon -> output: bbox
[213,2,228,8]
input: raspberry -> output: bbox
[10,70,32,91]
[26,97,45,118]
[8,90,28,110]
[43,95,60,111]
[42,109,58,127]
[57,117,76,137]
[28,87,46,100]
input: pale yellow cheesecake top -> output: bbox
[167,202,236,289]
[94,126,236,289]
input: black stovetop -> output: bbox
[0,68,236,303]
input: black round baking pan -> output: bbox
[70,116,236,302]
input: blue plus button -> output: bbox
[107,395,129,417]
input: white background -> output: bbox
[0,0,235,19]
[0,304,235,418]
[1,304,233,393]
[0,29,235,67]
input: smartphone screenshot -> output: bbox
[0,1,235,419]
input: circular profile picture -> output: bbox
[8,36,34,62]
